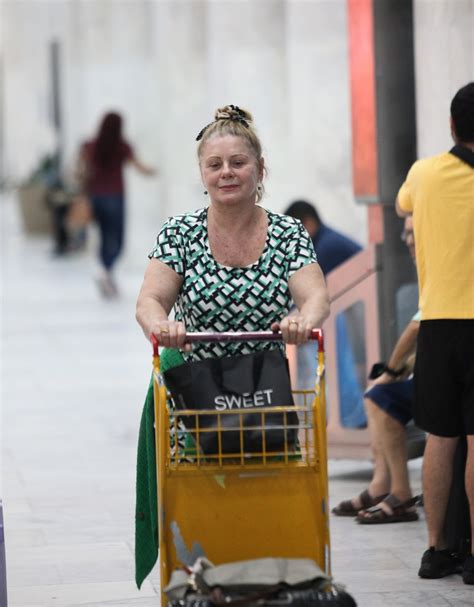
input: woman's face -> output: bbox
[200,134,263,207]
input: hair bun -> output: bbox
[215,105,253,123]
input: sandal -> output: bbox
[331,489,389,517]
[356,494,419,524]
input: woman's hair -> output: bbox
[451,82,474,143]
[93,112,123,168]
[197,105,266,203]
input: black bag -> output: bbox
[163,349,298,456]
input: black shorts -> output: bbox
[414,320,474,437]
[365,378,413,426]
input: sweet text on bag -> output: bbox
[214,389,274,411]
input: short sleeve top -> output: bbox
[149,207,317,360]
[83,140,134,196]
[397,151,474,319]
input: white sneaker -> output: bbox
[96,273,118,298]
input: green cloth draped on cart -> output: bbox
[134,347,301,588]
[135,348,184,589]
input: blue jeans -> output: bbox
[91,194,124,270]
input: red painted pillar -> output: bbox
[347,0,383,244]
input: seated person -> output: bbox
[284,200,363,426]
[283,200,361,276]
[332,217,421,524]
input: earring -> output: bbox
[204,190,208,195]
[257,183,263,193]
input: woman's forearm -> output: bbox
[298,292,330,329]
[136,295,170,340]
[135,259,183,340]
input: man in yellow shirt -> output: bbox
[397,82,474,584]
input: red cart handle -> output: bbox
[151,329,324,357]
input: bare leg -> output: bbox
[366,400,412,501]
[347,397,391,510]
[356,400,417,520]
[423,434,459,549]
[333,397,391,513]
[365,398,391,498]
[466,435,474,551]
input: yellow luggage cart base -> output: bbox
[151,331,330,605]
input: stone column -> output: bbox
[285,0,366,241]
[414,0,474,157]
[146,0,208,222]
[205,0,288,212]
[3,1,66,179]
[63,1,161,271]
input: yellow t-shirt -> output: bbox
[397,151,474,320]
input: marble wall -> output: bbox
[3,0,473,270]
[414,0,474,157]
[3,0,361,269]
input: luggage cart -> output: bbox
[151,330,330,605]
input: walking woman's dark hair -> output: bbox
[94,112,123,167]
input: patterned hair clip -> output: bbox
[196,106,249,141]
[196,122,214,142]
[229,105,246,118]
[229,105,249,127]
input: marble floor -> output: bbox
[2,195,472,606]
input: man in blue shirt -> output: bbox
[285,200,363,420]
[284,200,361,275]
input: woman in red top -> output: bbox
[80,112,155,297]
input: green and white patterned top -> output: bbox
[149,207,317,360]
